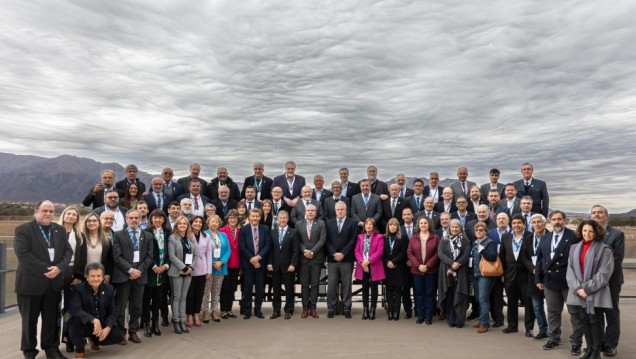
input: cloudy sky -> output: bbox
[1,0,635,212]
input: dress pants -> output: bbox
[68,316,124,353]
[544,287,582,345]
[170,275,192,323]
[300,261,322,310]
[327,262,353,312]
[242,266,265,314]
[489,277,504,324]
[220,268,239,312]
[18,290,61,355]
[570,306,604,352]
[271,269,296,313]
[186,275,207,315]
[361,271,379,308]
[413,273,437,320]
[603,284,621,349]
[505,278,534,330]
[141,284,168,324]
[385,285,402,316]
[114,281,145,333]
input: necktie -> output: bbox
[194,197,199,210]
[307,221,313,240]
[524,213,529,226]
[131,230,139,250]
[306,200,310,206]
[407,225,412,238]
[363,194,369,208]
[156,193,162,209]
[248,201,253,211]
[490,206,495,220]
[391,199,396,215]
[416,197,421,209]
[427,211,431,219]
[461,182,466,194]
[279,228,284,248]
[400,188,404,198]
[524,181,530,193]
[338,219,343,233]
[274,202,279,213]
[253,227,259,253]
[552,234,560,252]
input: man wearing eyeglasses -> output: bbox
[94,190,128,232]
[161,167,184,198]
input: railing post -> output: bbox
[0,242,6,313]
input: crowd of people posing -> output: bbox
[14,161,624,359]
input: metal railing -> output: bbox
[0,242,17,313]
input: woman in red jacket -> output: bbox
[355,218,385,320]
[407,216,440,325]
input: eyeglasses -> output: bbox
[102,218,115,221]
[106,196,119,200]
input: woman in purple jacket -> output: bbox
[355,218,385,320]
[185,215,212,327]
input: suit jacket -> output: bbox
[450,211,477,227]
[380,197,406,230]
[162,180,185,198]
[404,195,426,213]
[268,227,299,271]
[481,183,505,203]
[350,193,383,225]
[115,178,146,197]
[325,217,357,263]
[176,176,209,195]
[206,177,241,202]
[368,180,389,197]
[296,219,327,264]
[14,220,73,295]
[521,230,550,298]
[271,200,292,218]
[272,174,306,200]
[498,198,521,217]
[382,233,409,286]
[604,225,625,286]
[144,228,171,286]
[166,234,199,277]
[238,224,271,268]
[433,200,457,214]
[514,178,549,216]
[176,194,211,209]
[311,188,333,203]
[242,175,273,201]
[93,205,128,218]
[449,180,476,199]
[535,228,580,290]
[322,196,351,220]
[467,197,487,213]
[499,232,529,284]
[487,227,510,245]
[145,191,173,213]
[423,186,444,202]
[74,235,113,280]
[69,282,117,329]
[399,187,414,199]
[290,199,324,226]
[82,187,122,209]
[465,218,495,243]
[210,198,238,219]
[341,181,360,199]
[111,229,154,285]
[354,232,385,281]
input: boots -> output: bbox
[143,323,152,338]
[387,311,393,320]
[152,320,162,336]
[369,307,376,320]
[362,307,369,320]
[173,322,182,334]
[180,321,190,333]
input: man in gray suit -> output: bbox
[351,179,383,230]
[591,205,624,357]
[514,163,550,217]
[323,181,350,220]
[499,183,521,217]
[290,185,323,226]
[480,168,506,203]
[449,167,477,200]
[297,204,326,318]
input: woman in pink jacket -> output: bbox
[355,218,385,320]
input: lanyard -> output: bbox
[38,224,52,247]
[512,235,523,252]
[389,235,396,252]
[254,176,262,192]
[181,237,192,253]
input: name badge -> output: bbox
[468,257,473,268]
[531,255,537,266]
[213,248,221,258]
[185,253,193,265]
[48,248,55,262]
[550,252,555,260]
[256,192,262,201]
[133,251,140,263]
[477,245,484,253]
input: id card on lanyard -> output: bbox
[38,224,55,262]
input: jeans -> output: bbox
[532,296,548,334]
[473,275,496,328]
[413,273,437,320]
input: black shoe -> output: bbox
[24,351,39,359]
[369,307,376,320]
[173,322,182,334]
[525,330,533,337]
[45,349,67,359]
[161,318,169,327]
[404,312,412,319]
[604,347,617,357]
[254,310,264,319]
[152,320,162,336]
[502,327,519,334]
[570,344,582,356]
[362,307,369,320]
[143,324,152,338]
[65,342,74,353]
[180,322,189,333]
[416,318,424,324]
[327,311,335,318]
[533,332,548,340]
[466,311,479,321]
[243,313,251,320]
[492,321,504,328]
[425,319,432,325]
[344,311,352,319]
[543,341,560,350]
[393,312,400,321]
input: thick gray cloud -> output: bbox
[1,0,635,212]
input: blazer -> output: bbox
[218,226,240,269]
[368,180,389,197]
[238,224,271,268]
[603,225,625,286]
[382,233,409,286]
[144,191,173,213]
[514,178,549,216]
[414,209,440,229]
[143,228,171,287]
[322,196,351,220]
[521,230,551,298]
[467,197,487,213]
[93,205,128,218]
[449,180,476,200]
[350,193,383,225]
[176,193,210,207]
[167,234,199,277]
[68,282,117,329]
[14,220,72,295]
[399,187,415,199]
[296,219,327,264]
[354,232,385,281]
[242,175,274,201]
[162,180,185,198]
[498,198,521,217]
[207,230,231,275]
[210,198,238,220]
[268,226,300,272]
[206,177,241,202]
[112,228,154,285]
[115,178,146,197]
[272,174,306,200]
[290,199,324,226]
[450,211,477,227]
[176,176,208,194]
[341,181,360,199]
[487,227,510,246]
[74,235,114,280]
[465,218,495,243]
[325,217,357,263]
[380,197,406,230]
[423,186,444,202]
[535,227,580,290]
[433,200,457,214]
[192,231,212,276]
[407,232,441,275]
[82,187,121,209]
[499,232,529,284]
[404,195,426,213]
[311,188,333,203]
[481,183,505,203]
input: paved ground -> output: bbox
[0,298,634,359]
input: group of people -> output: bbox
[14,161,624,359]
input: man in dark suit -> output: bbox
[380,184,406,230]
[177,163,208,195]
[500,214,534,336]
[364,165,389,200]
[68,262,124,358]
[450,196,476,228]
[514,163,549,217]
[290,186,323,226]
[423,172,444,203]
[93,189,128,232]
[210,186,237,220]
[241,162,273,201]
[206,167,241,202]
[14,200,72,359]
[272,161,306,208]
[311,174,332,203]
[395,173,414,199]
[111,209,154,344]
[115,164,146,196]
[486,212,510,328]
[161,167,185,198]
[176,179,209,217]
[297,204,327,318]
[449,167,476,200]
[591,205,625,357]
[499,183,521,217]
[339,167,360,199]
[434,187,457,214]
[467,185,486,213]
[145,177,172,213]
[267,210,299,320]
[351,179,383,230]
[519,196,536,231]
[238,209,271,319]
[243,186,261,211]
[405,178,426,214]
[414,197,440,229]
[435,212,452,239]
[271,186,291,228]
[83,169,119,209]
[325,202,357,318]
[322,181,350,220]
[486,189,506,222]
[480,168,506,203]
[535,210,581,351]
[400,208,416,318]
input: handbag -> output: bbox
[479,256,503,277]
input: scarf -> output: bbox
[449,234,462,260]
[572,240,602,314]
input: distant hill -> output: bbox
[0,153,155,204]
